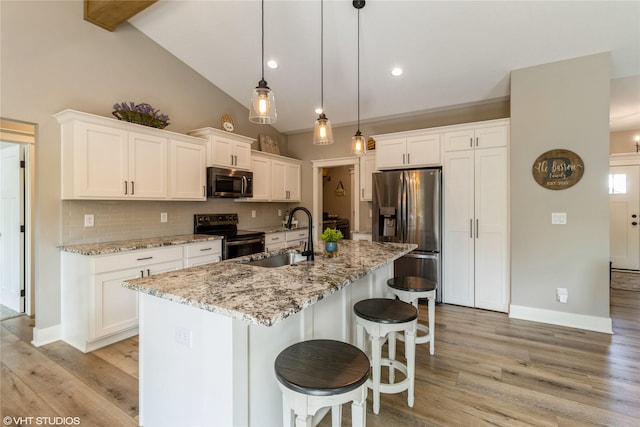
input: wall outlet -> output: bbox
[251,210,256,218]
[175,326,192,347]
[161,212,168,223]
[84,214,94,227]
[556,287,568,303]
[278,209,282,217]
[552,212,567,225]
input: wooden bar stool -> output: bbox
[387,276,437,355]
[274,339,370,427]
[353,298,417,415]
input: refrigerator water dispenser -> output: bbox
[379,207,397,238]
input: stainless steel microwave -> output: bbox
[206,167,253,198]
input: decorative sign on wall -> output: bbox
[532,149,585,190]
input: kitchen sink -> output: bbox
[241,252,309,268]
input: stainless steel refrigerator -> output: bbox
[372,168,442,302]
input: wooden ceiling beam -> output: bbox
[84,0,157,32]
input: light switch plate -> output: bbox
[161,212,168,223]
[551,212,567,225]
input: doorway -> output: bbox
[311,157,361,242]
[321,166,353,239]
[0,118,35,319]
[609,154,640,271]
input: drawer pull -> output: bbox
[137,256,153,261]
[199,247,212,252]
[272,237,280,241]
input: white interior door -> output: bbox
[609,164,640,270]
[1,143,24,312]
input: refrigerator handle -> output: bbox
[476,218,479,239]
[401,172,407,242]
[470,219,473,238]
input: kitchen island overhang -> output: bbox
[123,240,416,427]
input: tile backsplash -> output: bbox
[61,199,296,245]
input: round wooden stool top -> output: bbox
[274,339,370,397]
[353,298,418,324]
[387,276,436,293]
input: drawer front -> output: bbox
[265,232,285,245]
[94,246,183,273]
[285,230,307,241]
[184,240,222,258]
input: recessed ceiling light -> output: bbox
[267,60,278,69]
[391,67,404,77]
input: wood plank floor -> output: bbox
[2,289,638,427]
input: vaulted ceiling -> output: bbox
[123,1,639,134]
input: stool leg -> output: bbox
[331,405,342,427]
[282,397,293,427]
[428,295,435,355]
[405,325,416,408]
[388,331,396,384]
[351,395,367,427]
[295,414,312,427]
[371,333,382,415]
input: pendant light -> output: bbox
[351,0,366,155]
[249,0,277,124]
[313,0,334,145]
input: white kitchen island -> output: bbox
[123,239,416,427]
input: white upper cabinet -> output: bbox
[54,110,206,201]
[168,138,206,200]
[443,121,509,152]
[374,130,441,170]
[188,127,254,170]
[248,151,301,202]
[360,152,376,201]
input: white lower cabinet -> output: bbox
[265,232,286,251]
[285,229,308,249]
[183,240,222,267]
[443,133,509,312]
[61,242,222,352]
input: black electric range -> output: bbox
[194,213,265,259]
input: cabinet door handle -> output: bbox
[402,153,406,164]
[475,137,479,147]
[136,256,153,261]
[147,269,151,276]
[140,270,144,278]
[362,188,364,198]
[476,219,479,239]
[407,153,410,164]
[202,186,206,197]
[131,181,135,195]
[469,137,473,148]
[124,181,128,195]
[470,219,473,238]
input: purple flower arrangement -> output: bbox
[112,102,170,129]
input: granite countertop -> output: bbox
[58,234,222,256]
[123,239,416,327]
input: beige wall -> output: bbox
[510,53,611,321]
[0,1,288,332]
[610,129,640,154]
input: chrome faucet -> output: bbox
[287,206,314,261]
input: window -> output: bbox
[609,173,627,194]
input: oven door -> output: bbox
[224,236,265,259]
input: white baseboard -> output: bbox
[509,305,613,334]
[31,324,61,347]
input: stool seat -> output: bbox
[387,276,436,293]
[275,339,370,397]
[353,298,418,324]
[275,339,369,427]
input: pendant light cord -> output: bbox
[320,0,324,112]
[261,0,265,81]
[357,7,360,132]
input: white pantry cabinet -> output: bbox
[61,246,184,352]
[54,110,206,201]
[360,152,376,201]
[374,131,441,170]
[188,127,254,171]
[245,151,302,202]
[442,119,509,312]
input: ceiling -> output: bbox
[129,1,640,134]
